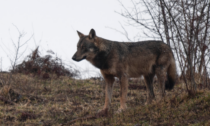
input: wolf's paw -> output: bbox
[96,108,108,117]
[145,98,156,105]
[115,107,127,114]
[155,95,166,103]
[156,97,165,104]
[145,100,152,105]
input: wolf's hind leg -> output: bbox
[144,74,155,105]
[155,66,167,102]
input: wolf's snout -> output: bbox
[72,55,77,61]
[72,53,86,62]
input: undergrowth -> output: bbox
[0,73,210,126]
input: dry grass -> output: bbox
[0,73,210,126]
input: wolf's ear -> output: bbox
[89,29,96,39]
[77,31,84,38]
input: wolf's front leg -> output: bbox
[97,74,114,116]
[104,76,114,110]
[117,74,128,113]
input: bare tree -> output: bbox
[118,0,210,93]
[0,25,33,86]
[10,24,34,70]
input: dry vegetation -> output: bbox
[11,47,79,79]
[0,72,210,126]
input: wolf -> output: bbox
[72,29,176,113]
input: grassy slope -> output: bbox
[0,73,210,126]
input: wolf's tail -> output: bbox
[165,58,177,90]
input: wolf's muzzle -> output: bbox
[72,55,77,61]
[72,55,86,62]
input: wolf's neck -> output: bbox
[97,37,113,52]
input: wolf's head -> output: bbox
[72,29,99,62]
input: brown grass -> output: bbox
[0,73,210,126]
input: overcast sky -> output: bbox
[0,0,142,78]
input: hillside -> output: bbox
[0,73,210,126]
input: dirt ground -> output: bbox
[0,73,210,126]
